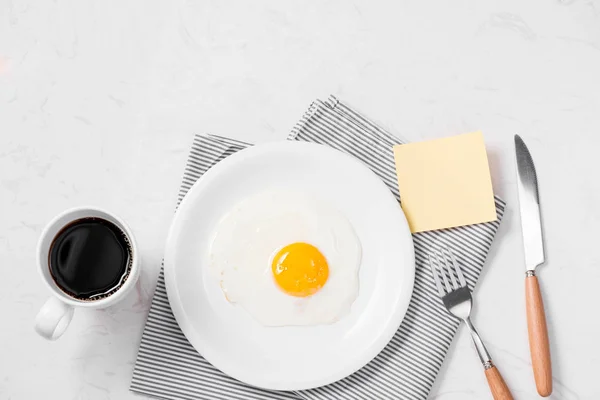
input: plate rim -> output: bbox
[164,141,415,391]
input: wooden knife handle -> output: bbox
[525,274,553,396]
[484,365,513,400]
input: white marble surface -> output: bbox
[1,0,599,399]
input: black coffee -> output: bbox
[49,217,132,300]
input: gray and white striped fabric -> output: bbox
[130,95,506,400]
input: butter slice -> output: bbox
[393,132,497,233]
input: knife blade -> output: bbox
[515,135,545,271]
[514,134,552,397]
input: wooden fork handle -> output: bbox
[484,365,513,400]
[525,274,553,396]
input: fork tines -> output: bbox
[427,248,467,296]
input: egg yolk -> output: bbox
[271,242,329,297]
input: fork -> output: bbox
[428,248,513,400]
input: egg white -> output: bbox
[208,190,362,326]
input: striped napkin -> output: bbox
[130,95,506,400]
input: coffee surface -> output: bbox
[49,218,131,300]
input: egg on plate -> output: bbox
[208,190,362,326]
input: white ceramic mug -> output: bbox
[34,207,140,340]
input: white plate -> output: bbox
[164,141,415,391]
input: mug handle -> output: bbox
[35,297,74,340]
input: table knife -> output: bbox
[514,134,552,397]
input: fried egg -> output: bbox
[208,190,362,326]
